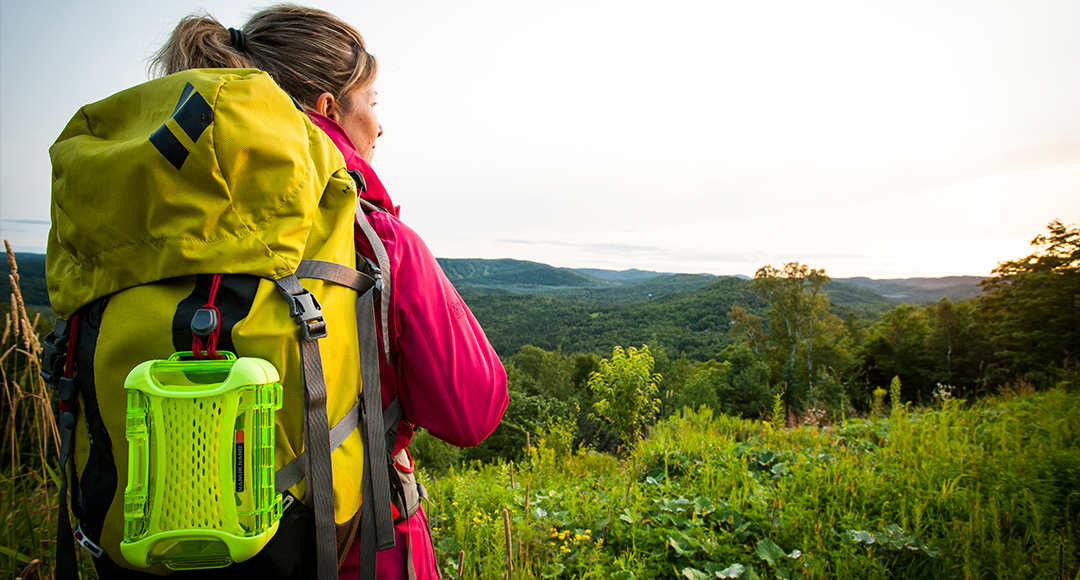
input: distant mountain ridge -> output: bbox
[437,258,986,305]
[833,276,988,303]
[3,254,987,310]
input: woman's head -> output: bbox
[151,4,378,130]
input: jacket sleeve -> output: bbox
[355,211,508,448]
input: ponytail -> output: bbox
[150,13,254,75]
[150,4,377,112]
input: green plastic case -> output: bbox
[120,352,283,570]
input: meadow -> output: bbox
[424,386,1079,579]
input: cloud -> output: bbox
[494,238,873,266]
[2,219,50,225]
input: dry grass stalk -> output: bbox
[456,550,465,578]
[6,241,31,331]
[524,482,530,517]
[509,460,515,489]
[2,242,66,577]
[502,507,513,576]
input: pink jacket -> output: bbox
[308,113,508,579]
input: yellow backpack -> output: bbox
[42,69,395,580]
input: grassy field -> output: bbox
[3,244,1078,579]
[424,389,1079,579]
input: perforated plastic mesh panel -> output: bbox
[159,396,226,531]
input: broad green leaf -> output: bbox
[681,568,709,580]
[847,530,875,544]
[543,563,567,579]
[670,535,698,557]
[717,563,747,579]
[755,538,785,564]
[694,496,716,516]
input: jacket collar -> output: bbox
[307,112,400,218]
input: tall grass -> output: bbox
[1,242,93,579]
[426,390,1080,579]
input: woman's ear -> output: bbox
[314,92,337,118]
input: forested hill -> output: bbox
[439,258,727,302]
[437,258,609,290]
[5,255,983,353]
[464,276,763,360]
[2,253,48,306]
[430,258,987,360]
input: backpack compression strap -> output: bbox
[274,274,340,580]
[275,256,398,580]
[274,260,376,493]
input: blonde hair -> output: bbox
[150,4,377,112]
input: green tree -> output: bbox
[925,298,992,396]
[752,262,831,408]
[979,219,1080,379]
[862,303,932,402]
[727,304,766,356]
[587,345,663,446]
[716,343,776,418]
[508,344,575,400]
[665,360,730,416]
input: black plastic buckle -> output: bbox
[40,326,70,388]
[358,256,383,299]
[289,290,327,341]
[347,169,367,193]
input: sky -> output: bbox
[2,0,1078,279]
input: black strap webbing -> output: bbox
[56,420,78,578]
[383,395,402,455]
[46,318,78,580]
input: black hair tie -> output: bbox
[228,27,247,52]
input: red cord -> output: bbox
[58,313,80,412]
[192,275,225,360]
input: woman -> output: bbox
[151,5,508,578]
